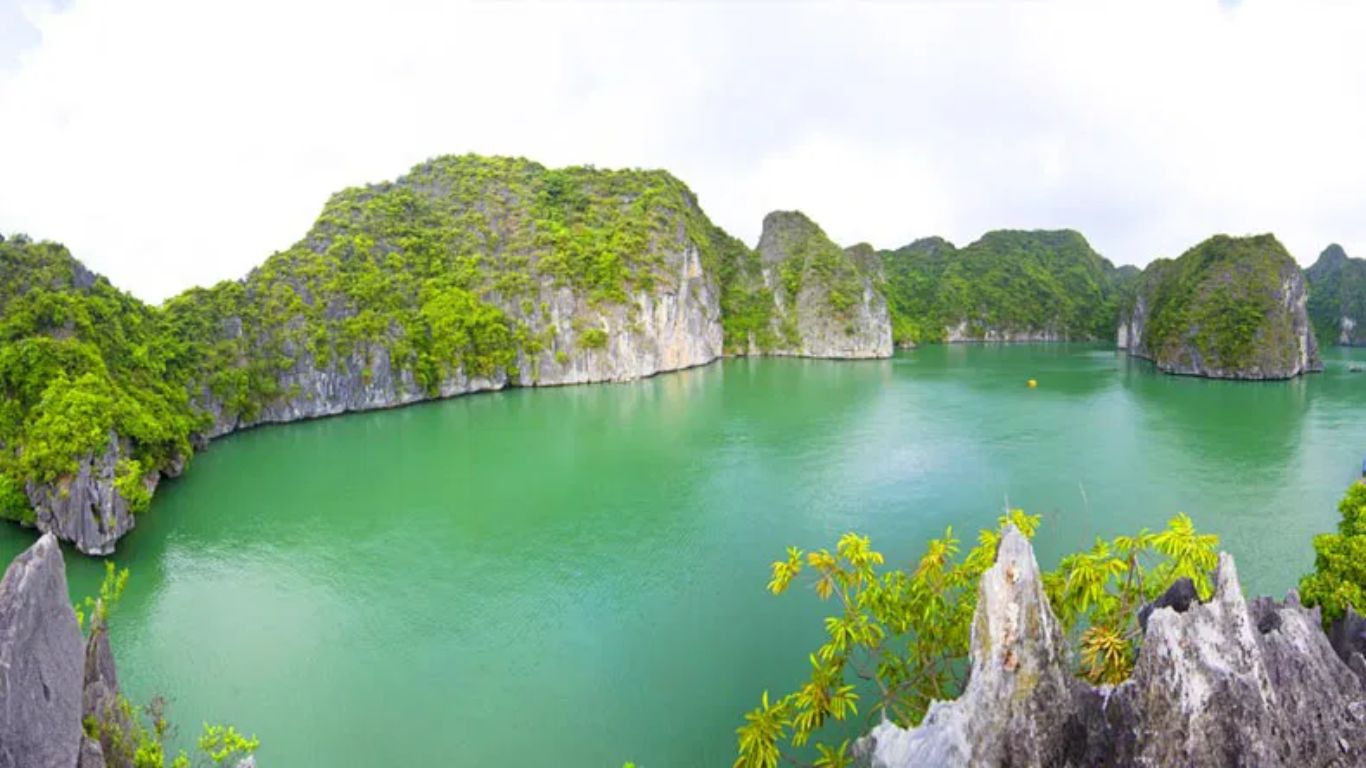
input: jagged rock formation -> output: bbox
[853,525,1078,765]
[855,526,1366,768]
[1330,605,1366,686]
[737,212,891,358]
[1118,234,1323,379]
[80,623,127,768]
[23,432,147,556]
[879,230,1133,346]
[0,535,255,768]
[1306,243,1366,347]
[0,534,84,768]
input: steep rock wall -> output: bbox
[751,212,891,359]
[0,534,84,768]
[1118,234,1322,379]
[202,242,721,437]
[22,433,152,556]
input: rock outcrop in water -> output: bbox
[23,432,148,556]
[1306,243,1366,347]
[181,155,730,438]
[744,212,891,358]
[1118,234,1322,379]
[854,526,1366,768]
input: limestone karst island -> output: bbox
[1,4,1365,768]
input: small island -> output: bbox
[1117,234,1322,379]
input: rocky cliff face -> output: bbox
[192,157,727,437]
[0,534,84,768]
[750,212,891,359]
[1118,234,1323,379]
[200,243,721,437]
[854,527,1366,768]
[1306,243,1366,347]
[23,432,151,556]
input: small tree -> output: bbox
[75,565,260,768]
[1300,482,1366,624]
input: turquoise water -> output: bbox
[2,344,1364,766]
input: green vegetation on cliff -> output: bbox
[1126,234,1317,377]
[167,154,730,422]
[723,211,887,355]
[1300,482,1366,624]
[879,230,1129,346]
[1,155,743,528]
[1305,244,1366,346]
[0,237,202,523]
[79,563,260,768]
[734,511,1219,768]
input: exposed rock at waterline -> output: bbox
[0,533,84,768]
[855,527,1366,768]
[24,431,148,556]
[1118,234,1322,379]
[749,212,892,359]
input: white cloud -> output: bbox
[1,0,1364,301]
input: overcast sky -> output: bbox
[1,0,1363,302]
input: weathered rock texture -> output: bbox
[854,525,1079,766]
[1330,605,1366,686]
[0,536,258,768]
[0,533,84,768]
[1119,234,1322,379]
[24,432,151,556]
[855,526,1366,768]
[199,242,723,438]
[749,212,892,359]
[1306,243,1366,347]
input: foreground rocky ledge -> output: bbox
[0,535,256,768]
[855,527,1366,767]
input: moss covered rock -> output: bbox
[1118,234,1322,379]
[728,211,890,358]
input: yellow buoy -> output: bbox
[1027,379,1038,388]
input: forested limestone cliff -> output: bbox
[0,157,893,553]
[1118,234,1321,379]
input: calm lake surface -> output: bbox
[3,344,1365,767]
